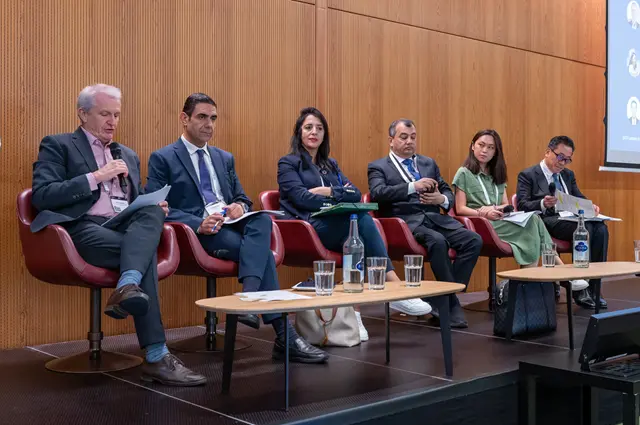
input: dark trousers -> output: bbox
[198,213,279,323]
[543,216,609,293]
[309,212,394,273]
[64,205,167,349]
[413,223,483,306]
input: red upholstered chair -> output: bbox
[259,190,342,267]
[362,193,459,263]
[17,189,180,373]
[511,194,571,253]
[167,220,284,352]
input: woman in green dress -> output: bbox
[451,129,587,291]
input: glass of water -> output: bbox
[540,242,556,267]
[367,257,387,290]
[634,240,640,263]
[404,255,423,287]
[313,260,335,296]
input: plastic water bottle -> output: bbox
[573,209,590,268]
[343,214,364,293]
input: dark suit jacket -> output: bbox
[145,139,251,232]
[30,127,142,232]
[516,164,585,214]
[277,151,361,221]
[367,154,462,232]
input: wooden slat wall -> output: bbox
[0,0,615,349]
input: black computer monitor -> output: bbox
[579,307,640,371]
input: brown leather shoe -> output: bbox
[104,284,149,319]
[140,354,207,386]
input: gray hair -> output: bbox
[77,84,121,111]
[388,119,415,137]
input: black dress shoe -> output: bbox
[573,289,596,310]
[272,336,329,364]
[104,284,149,319]
[450,304,469,329]
[238,314,260,330]
[140,354,207,386]
[588,289,608,309]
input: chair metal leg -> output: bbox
[45,288,142,373]
[169,276,250,353]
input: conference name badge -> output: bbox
[110,197,129,214]
[205,201,226,217]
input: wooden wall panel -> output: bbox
[328,0,606,66]
[0,0,315,349]
[325,9,625,293]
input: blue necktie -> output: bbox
[552,173,563,193]
[402,158,421,180]
[196,149,218,204]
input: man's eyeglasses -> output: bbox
[550,149,573,164]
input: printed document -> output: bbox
[102,185,171,229]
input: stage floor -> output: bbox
[1,278,638,425]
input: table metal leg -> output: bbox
[518,371,537,425]
[623,392,639,425]
[283,312,290,412]
[435,295,453,377]
[385,302,390,365]
[221,314,238,394]
[565,284,575,350]
[505,281,519,341]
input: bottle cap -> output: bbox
[350,213,358,220]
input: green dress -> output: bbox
[451,167,552,266]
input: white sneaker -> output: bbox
[389,298,432,316]
[569,279,589,291]
[355,311,369,342]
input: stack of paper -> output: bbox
[235,290,312,302]
[501,211,540,227]
[558,211,622,222]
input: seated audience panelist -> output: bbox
[146,94,328,364]
[31,84,206,386]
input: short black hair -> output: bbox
[548,135,575,151]
[182,93,217,117]
[388,119,415,137]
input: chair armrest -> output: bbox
[553,237,572,254]
[157,224,180,280]
[377,217,427,259]
[466,216,513,258]
[168,222,237,277]
[273,219,342,267]
[270,221,285,267]
[372,218,388,251]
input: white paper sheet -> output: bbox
[101,185,171,228]
[556,192,596,218]
[558,210,623,222]
[235,290,312,302]
[501,211,540,227]
[224,210,284,224]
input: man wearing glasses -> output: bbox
[516,135,609,310]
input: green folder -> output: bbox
[310,202,379,218]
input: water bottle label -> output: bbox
[355,257,364,271]
[574,241,589,260]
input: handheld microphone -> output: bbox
[109,143,127,189]
[548,182,556,196]
[503,205,514,214]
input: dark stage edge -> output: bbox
[0,278,637,425]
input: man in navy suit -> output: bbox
[517,135,609,310]
[31,84,206,386]
[146,93,328,364]
[368,119,483,328]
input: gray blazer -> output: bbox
[367,154,462,232]
[30,127,142,232]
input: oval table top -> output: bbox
[496,261,640,282]
[196,281,465,315]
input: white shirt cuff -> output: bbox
[408,182,416,195]
[440,196,449,209]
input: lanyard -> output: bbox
[388,152,416,183]
[476,174,499,206]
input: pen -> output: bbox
[211,209,227,233]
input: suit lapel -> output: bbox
[387,156,410,183]
[416,155,430,179]
[534,165,549,195]
[71,128,99,172]
[174,140,205,200]
[208,146,231,202]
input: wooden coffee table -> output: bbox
[196,280,464,410]
[497,262,640,349]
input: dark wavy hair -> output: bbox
[289,107,333,170]
[463,129,508,185]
